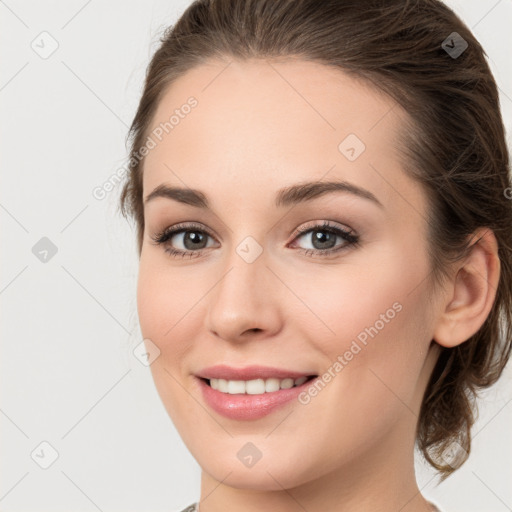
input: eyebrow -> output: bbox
[144,180,384,210]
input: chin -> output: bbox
[198,448,320,491]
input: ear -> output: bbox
[433,227,501,348]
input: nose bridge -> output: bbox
[205,235,282,340]
[214,236,269,312]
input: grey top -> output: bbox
[180,502,442,511]
[181,503,199,512]
[179,505,198,512]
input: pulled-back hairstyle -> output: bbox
[119,0,512,479]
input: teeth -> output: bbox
[227,380,245,394]
[208,376,311,395]
[294,376,308,386]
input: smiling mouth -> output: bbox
[201,375,317,395]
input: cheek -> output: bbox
[287,277,432,473]
[302,238,433,396]
[301,243,425,343]
[136,262,168,340]
[136,255,197,342]
[136,255,208,384]
[136,259,199,422]
[136,259,194,397]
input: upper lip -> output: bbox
[196,365,316,381]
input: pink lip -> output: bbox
[196,364,314,381]
[195,365,318,421]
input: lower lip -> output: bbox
[197,377,317,420]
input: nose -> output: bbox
[205,244,283,343]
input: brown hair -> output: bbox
[119,0,512,479]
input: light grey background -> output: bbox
[1,1,511,511]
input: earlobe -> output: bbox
[433,228,500,349]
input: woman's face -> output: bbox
[137,58,443,490]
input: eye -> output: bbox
[150,222,217,259]
[150,220,359,259]
[289,220,359,257]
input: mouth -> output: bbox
[195,364,318,420]
[195,366,319,420]
[200,375,317,395]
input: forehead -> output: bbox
[142,58,421,215]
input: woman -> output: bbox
[119,0,512,510]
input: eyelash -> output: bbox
[150,220,359,259]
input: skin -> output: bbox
[137,58,500,512]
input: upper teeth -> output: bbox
[210,376,309,394]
